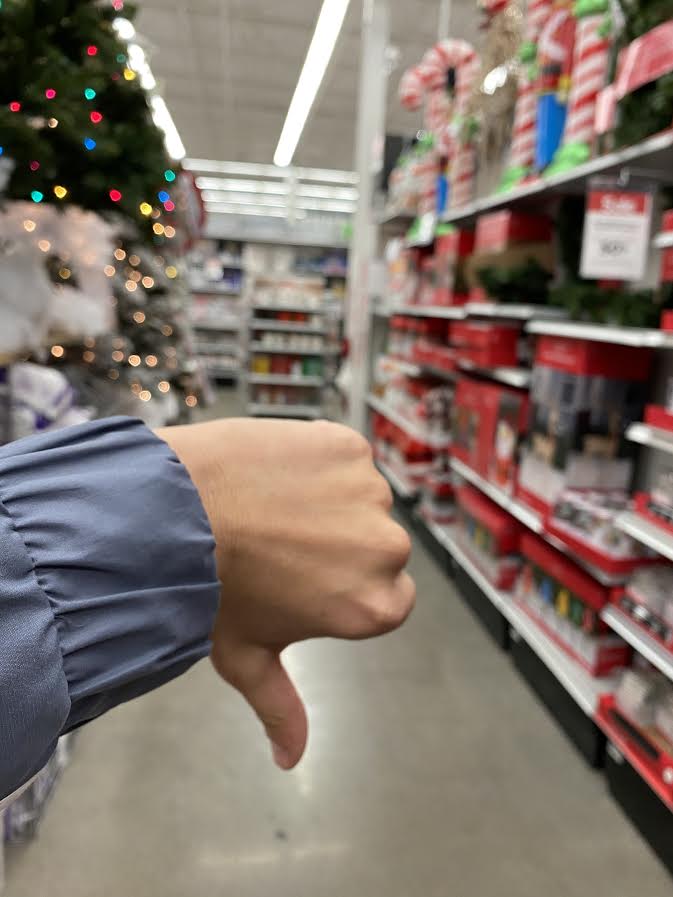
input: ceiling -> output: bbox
[135,0,481,172]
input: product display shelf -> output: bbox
[626,422,673,456]
[246,403,323,420]
[249,343,337,356]
[378,355,423,377]
[376,207,417,226]
[420,364,458,382]
[191,319,242,332]
[450,457,542,532]
[252,303,340,317]
[456,360,531,389]
[450,457,624,587]
[387,305,467,319]
[439,525,616,716]
[601,605,673,683]
[367,393,451,450]
[615,511,673,564]
[465,303,567,321]
[190,285,241,297]
[653,232,673,250]
[247,373,325,387]
[527,320,673,348]
[250,319,326,335]
[441,130,673,227]
[376,458,418,500]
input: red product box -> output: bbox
[452,377,529,488]
[644,404,673,433]
[661,208,673,285]
[474,210,553,253]
[521,531,611,612]
[534,335,653,380]
[613,20,673,102]
[456,484,523,589]
[450,321,520,367]
[635,492,673,539]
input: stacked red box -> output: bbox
[450,320,520,368]
[452,377,529,493]
[434,228,474,306]
[645,404,673,432]
[455,484,523,589]
[518,532,630,676]
[474,210,553,254]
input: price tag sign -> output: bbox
[580,187,653,281]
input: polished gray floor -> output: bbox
[5,394,673,896]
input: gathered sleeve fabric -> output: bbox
[0,416,220,799]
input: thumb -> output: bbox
[217,644,308,770]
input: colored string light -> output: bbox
[0,147,3,155]
[48,118,58,128]
[109,189,122,202]
[157,190,170,203]
[84,88,96,100]
[123,68,136,81]
[165,265,178,279]
[31,191,44,203]
[23,219,36,232]
[90,111,103,124]
[54,185,68,199]
[163,200,175,212]
[164,169,176,182]
[84,137,97,150]
[29,160,40,171]
[9,101,21,112]
[139,202,152,216]
[87,45,98,56]
[45,88,56,99]
[164,225,176,238]
[152,223,164,235]
[116,53,126,64]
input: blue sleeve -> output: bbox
[0,416,220,799]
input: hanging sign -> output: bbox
[580,183,653,281]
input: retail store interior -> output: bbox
[3,0,673,894]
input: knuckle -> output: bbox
[383,523,412,567]
[327,422,372,459]
[363,591,412,633]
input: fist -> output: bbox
[160,418,415,769]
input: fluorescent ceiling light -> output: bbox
[150,95,186,160]
[273,0,351,167]
[204,202,307,220]
[185,158,358,184]
[482,65,508,96]
[195,177,358,202]
[202,191,355,215]
[127,42,157,91]
[112,17,136,40]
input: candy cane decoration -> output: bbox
[398,39,480,207]
[500,0,554,188]
[561,10,611,151]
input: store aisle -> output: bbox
[4,407,672,897]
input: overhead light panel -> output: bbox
[185,158,358,184]
[112,17,136,40]
[204,202,307,220]
[150,96,186,160]
[273,0,351,167]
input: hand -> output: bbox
[159,418,415,770]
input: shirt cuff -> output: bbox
[0,416,220,797]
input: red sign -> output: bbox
[614,21,673,100]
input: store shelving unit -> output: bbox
[527,319,673,348]
[385,305,467,319]
[626,422,673,455]
[249,318,326,334]
[601,606,673,683]
[376,459,418,499]
[367,393,451,449]
[456,360,531,389]
[450,457,542,531]
[615,511,673,564]
[248,373,325,387]
[465,302,567,321]
[378,356,423,377]
[440,130,673,227]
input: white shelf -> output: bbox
[248,373,324,387]
[367,394,451,450]
[626,422,673,456]
[191,319,241,331]
[376,459,418,499]
[250,342,333,356]
[527,319,673,348]
[388,305,467,320]
[252,303,336,316]
[190,284,241,297]
[378,355,423,377]
[250,319,326,334]
[465,303,567,321]
[376,207,417,226]
[438,525,615,715]
[602,605,673,683]
[450,457,543,532]
[247,403,323,419]
[653,232,673,250]
[457,360,531,389]
[615,511,673,563]
[442,130,673,225]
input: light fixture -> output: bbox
[150,96,186,160]
[185,158,357,185]
[112,17,136,40]
[273,0,351,167]
[204,201,308,220]
[127,42,157,90]
[195,176,358,202]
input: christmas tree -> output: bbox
[0,0,203,419]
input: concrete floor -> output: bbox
[5,392,673,896]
